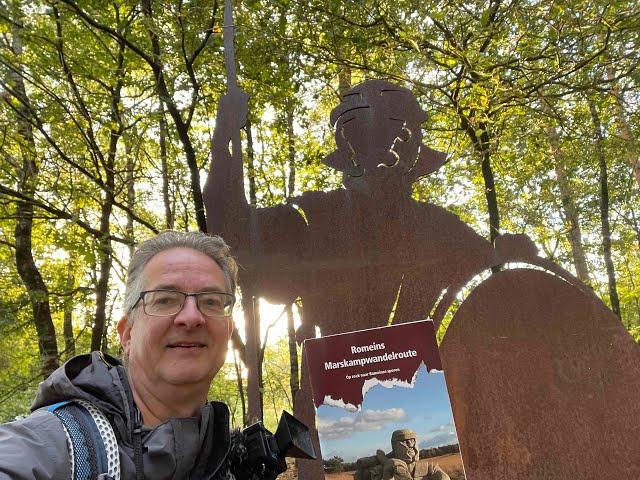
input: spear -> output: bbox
[223,0,238,93]
[222,0,246,180]
[222,0,260,423]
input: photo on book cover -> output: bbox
[304,320,467,480]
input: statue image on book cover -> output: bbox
[304,320,467,480]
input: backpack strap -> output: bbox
[48,399,120,480]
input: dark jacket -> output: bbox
[0,352,232,480]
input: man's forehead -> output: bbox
[141,247,226,290]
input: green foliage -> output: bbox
[209,362,246,429]
[630,326,640,344]
[261,338,297,432]
[419,443,460,459]
[323,456,344,474]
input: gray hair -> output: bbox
[123,231,238,322]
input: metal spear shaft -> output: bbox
[223,0,244,161]
[223,0,261,423]
[223,0,238,92]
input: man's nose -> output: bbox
[174,296,205,327]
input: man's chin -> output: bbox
[162,369,214,387]
[160,361,224,387]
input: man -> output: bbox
[0,231,238,479]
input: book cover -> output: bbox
[304,320,467,480]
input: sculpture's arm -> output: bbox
[204,89,250,237]
[204,90,309,304]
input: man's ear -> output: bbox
[117,315,132,356]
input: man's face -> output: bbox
[118,247,231,395]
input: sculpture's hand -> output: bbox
[205,88,251,234]
[425,462,450,480]
[215,88,249,140]
[381,458,412,480]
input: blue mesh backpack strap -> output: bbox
[47,399,120,480]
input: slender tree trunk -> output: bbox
[254,296,265,422]
[283,103,300,406]
[477,128,501,246]
[93,196,114,352]
[589,98,622,321]
[242,288,263,422]
[232,347,247,426]
[93,40,125,351]
[286,304,300,411]
[541,98,591,284]
[286,107,296,201]
[141,0,206,232]
[159,100,174,229]
[606,66,640,187]
[63,305,75,359]
[15,196,59,377]
[63,267,76,359]
[8,13,59,378]
[623,258,640,326]
[459,111,501,262]
[629,205,640,247]
[335,16,352,99]
[245,116,257,206]
[338,67,352,97]
[125,137,136,259]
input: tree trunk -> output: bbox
[623,258,640,327]
[92,207,113,352]
[338,67,352,97]
[245,116,257,206]
[125,136,136,259]
[459,113,501,262]
[93,141,115,351]
[159,100,174,229]
[232,347,247,426]
[141,0,207,232]
[629,205,640,248]
[14,199,59,377]
[242,289,263,422]
[92,38,125,351]
[541,98,592,284]
[14,188,59,376]
[63,305,75,359]
[477,128,501,246]
[286,304,300,411]
[606,66,640,188]
[286,107,296,201]
[8,13,59,378]
[589,98,622,321]
[63,268,76,359]
[472,125,502,271]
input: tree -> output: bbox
[3,0,58,377]
[323,456,344,474]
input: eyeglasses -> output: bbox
[132,290,235,317]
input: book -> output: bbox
[304,320,467,480]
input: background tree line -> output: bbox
[0,0,638,425]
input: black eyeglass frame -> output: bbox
[130,289,236,317]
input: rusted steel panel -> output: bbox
[441,269,640,479]
[204,79,640,479]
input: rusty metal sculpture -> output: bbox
[205,9,640,476]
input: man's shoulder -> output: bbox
[0,409,72,479]
[1,408,68,442]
